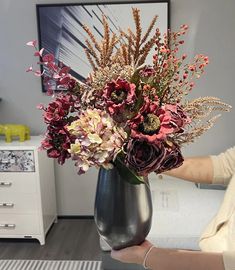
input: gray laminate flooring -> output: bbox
[0,219,102,260]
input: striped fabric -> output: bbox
[0,260,102,270]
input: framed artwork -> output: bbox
[36,1,169,92]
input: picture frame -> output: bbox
[36,1,170,92]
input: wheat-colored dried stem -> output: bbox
[100,40,106,67]
[112,50,122,65]
[121,45,128,65]
[83,24,101,52]
[107,34,119,61]
[120,30,129,40]
[138,34,158,66]
[85,40,100,66]
[102,14,110,57]
[133,8,142,63]
[127,34,133,65]
[128,28,136,41]
[141,15,158,45]
[84,49,97,71]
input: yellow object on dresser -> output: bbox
[0,124,30,143]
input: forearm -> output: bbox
[164,156,214,184]
[146,247,224,270]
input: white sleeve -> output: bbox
[210,147,235,185]
[223,251,235,270]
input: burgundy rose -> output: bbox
[155,142,184,174]
[125,139,166,176]
[103,78,136,117]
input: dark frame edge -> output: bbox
[35,0,170,93]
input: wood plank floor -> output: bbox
[0,219,102,260]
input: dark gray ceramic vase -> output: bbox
[94,166,153,250]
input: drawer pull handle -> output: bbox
[0,203,14,207]
[0,224,15,229]
[0,182,12,187]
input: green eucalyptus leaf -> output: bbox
[130,69,140,85]
[114,156,145,185]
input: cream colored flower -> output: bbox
[67,108,127,174]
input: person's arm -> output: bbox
[111,240,225,270]
[145,247,224,270]
[164,156,214,184]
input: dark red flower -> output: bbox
[103,78,136,117]
[43,93,76,125]
[155,142,184,174]
[129,97,172,142]
[41,128,75,165]
[129,98,190,142]
[163,104,191,133]
[125,139,166,176]
[139,66,155,77]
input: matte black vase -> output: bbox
[94,166,153,250]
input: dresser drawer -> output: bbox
[0,150,35,172]
[0,193,38,214]
[0,214,40,235]
[0,173,37,193]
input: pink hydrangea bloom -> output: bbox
[67,108,127,174]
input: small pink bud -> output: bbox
[26,66,33,72]
[182,54,187,60]
[36,103,45,110]
[26,40,37,47]
[34,48,44,57]
[46,88,53,96]
[190,82,195,88]
[42,53,55,63]
[34,70,43,76]
[181,24,189,30]
[189,65,195,72]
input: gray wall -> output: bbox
[0,0,234,215]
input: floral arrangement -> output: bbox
[27,9,231,184]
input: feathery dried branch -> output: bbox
[85,40,100,66]
[141,15,158,45]
[184,97,232,120]
[174,114,221,146]
[118,8,158,67]
[103,14,110,57]
[83,16,122,71]
[133,8,141,63]
[83,25,101,52]
[137,34,158,66]
[84,49,97,71]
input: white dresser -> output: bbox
[0,136,57,245]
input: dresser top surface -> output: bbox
[0,136,43,149]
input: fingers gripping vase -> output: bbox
[94,167,153,250]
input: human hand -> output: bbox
[111,240,153,265]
